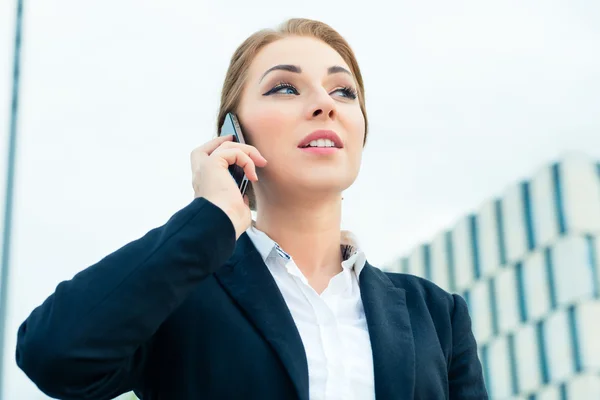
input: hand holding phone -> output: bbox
[190,126,266,238]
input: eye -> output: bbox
[331,86,358,100]
[263,82,299,96]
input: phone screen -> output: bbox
[219,113,249,195]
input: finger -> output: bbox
[214,148,258,181]
[219,141,268,167]
[196,135,234,155]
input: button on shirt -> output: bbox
[246,226,375,400]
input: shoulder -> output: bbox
[384,271,455,305]
[379,269,473,349]
[376,268,467,327]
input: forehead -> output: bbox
[249,36,351,78]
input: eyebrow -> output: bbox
[259,64,352,82]
[327,65,352,76]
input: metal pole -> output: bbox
[0,0,25,396]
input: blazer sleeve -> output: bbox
[448,294,489,399]
[16,197,236,400]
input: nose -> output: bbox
[306,89,337,121]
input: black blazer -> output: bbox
[16,197,488,400]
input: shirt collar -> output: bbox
[245,225,367,279]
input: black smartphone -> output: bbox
[219,113,250,196]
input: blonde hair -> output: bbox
[217,18,368,210]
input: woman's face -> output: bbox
[237,36,365,204]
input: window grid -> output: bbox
[559,382,568,400]
[494,198,508,267]
[536,320,550,385]
[423,244,432,281]
[515,262,528,323]
[445,231,457,293]
[521,181,536,251]
[507,333,520,395]
[585,235,599,298]
[567,305,583,374]
[544,247,558,310]
[469,214,482,280]
[551,163,567,235]
[488,278,499,336]
[463,290,471,312]
[480,344,491,395]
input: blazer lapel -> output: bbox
[215,233,309,400]
[360,263,416,400]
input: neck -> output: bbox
[254,194,343,282]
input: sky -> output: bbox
[1,0,599,398]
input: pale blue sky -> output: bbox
[1,1,599,398]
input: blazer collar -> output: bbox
[215,233,310,400]
[359,264,416,399]
[215,233,415,400]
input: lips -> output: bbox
[298,130,343,149]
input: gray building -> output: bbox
[384,155,600,399]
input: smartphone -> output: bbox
[219,113,250,196]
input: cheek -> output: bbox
[241,104,293,144]
[343,107,366,153]
[344,109,365,173]
[350,109,366,143]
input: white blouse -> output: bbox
[246,226,375,400]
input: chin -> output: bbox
[266,161,359,196]
[294,173,356,194]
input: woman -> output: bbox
[16,18,487,400]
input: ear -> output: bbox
[340,230,360,248]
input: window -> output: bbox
[471,280,493,344]
[502,183,529,264]
[530,163,561,246]
[545,310,574,382]
[523,250,552,320]
[552,237,596,307]
[488,336,513,399]
[496,267,520,334]
[514,323,542,393]
[429,231,451,291]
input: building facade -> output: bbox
[384,155,600,399]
